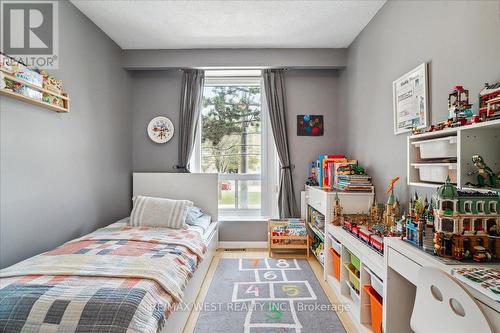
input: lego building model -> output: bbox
[405,192,434,249]
[332,192,343,226]
[479,82,500,121]
[341,177,403,254]
[381,176,402,233]
[448,85,473,127]
[433,177,500,262]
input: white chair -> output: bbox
[410,266,493,333]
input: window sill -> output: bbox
[219,216,269,222]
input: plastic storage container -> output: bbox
[365,266,384,297]
[347,281,360,309]
[412,136,457,159]
[411,163,457,183]
[344,263,360,291]
[364,285,383,333]
[330,248,341,281]
[331,236,342,254]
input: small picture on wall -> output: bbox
[297,115,324,136]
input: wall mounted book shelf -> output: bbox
[0,58,70,113]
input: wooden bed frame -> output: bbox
[133,172,219,333]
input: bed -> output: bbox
[0,173,218,333]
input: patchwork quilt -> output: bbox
[0,221,207,333]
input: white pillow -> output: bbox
[130,195,193,229]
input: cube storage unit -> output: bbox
[408,119,500,190]
[324,224,385,333]
[302,186,375,270]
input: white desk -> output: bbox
[383,237,500,333]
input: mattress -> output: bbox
[0,220,208,333]
[188,221,219,241]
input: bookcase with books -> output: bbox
[268,219,309,257]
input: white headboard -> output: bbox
[133,173,218,221]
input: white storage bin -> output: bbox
[412,136,457,159]
[336,191,374,214]
[331,236,342,254]
[346,280,360,309]
[365,266,384,297]
[411,163,457,183]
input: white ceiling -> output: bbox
[71,0,385,49]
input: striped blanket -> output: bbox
[0,221,207,333]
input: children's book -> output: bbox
[320,155,346,187]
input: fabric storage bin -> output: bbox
[348,250,361,271]
[364,285,383,333]
[411,163,457,183]
[344,263,360,291]
[365,266,383,296]
[347,281,360,309]
[330,248,341,281]
[412,136,457,159]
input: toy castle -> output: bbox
[432,177,499,261]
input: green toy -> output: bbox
[466,155,499,189]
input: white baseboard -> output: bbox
[218,241,267,249]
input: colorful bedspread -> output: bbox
[0,221,207,333]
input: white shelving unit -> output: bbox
[407,119,500,190]
[324,224,386,333]
[302,186,375,269]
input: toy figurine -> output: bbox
[448,85,473,127]
[479,82,500,121]
[306,162,319,186]
[466,155,499,189]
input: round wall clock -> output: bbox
[147,116,174,143]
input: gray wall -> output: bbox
[0,2,132,268]
[130,69,341,241]
[339,0,500,204]
[131,70,183,171]
[286,70,343,202]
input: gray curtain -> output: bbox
[263,69,299,218]
[176,69,205,172]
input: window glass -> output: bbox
[201,83,263,212]
[441,218,454,233]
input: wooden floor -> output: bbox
[182,249,357,333]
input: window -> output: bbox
[462,218,471,232]
[477,201,485,213]
[489,201,497,214]
[464,201,472,213]
[486,219,496,233]
[441,218,455,233]
[191,70,277,217]
[442,200,454,212]
[474,219,483,232]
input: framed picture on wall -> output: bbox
[297,115,324,136]
[392,63,429,135]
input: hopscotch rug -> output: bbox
[193,258,346,333]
